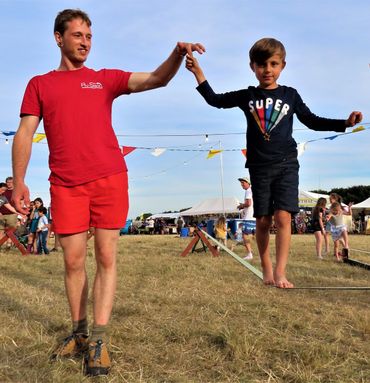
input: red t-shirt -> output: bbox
[20,67,132,186]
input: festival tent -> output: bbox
[181,197,240,216]
[351,197,370,214]
[147,212,181,220]
[298,190,330,208]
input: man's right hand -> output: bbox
[12,181,31,214]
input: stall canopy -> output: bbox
[147,212,181,220]
[299,190,330,208]
[181,197,240,216]
[351,197,370,214]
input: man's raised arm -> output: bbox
[128,41,205,93]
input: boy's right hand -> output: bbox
[185,54,206,84]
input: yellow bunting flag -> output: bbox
[352,126,364,133]
[207,149,222,159]
[32,133,46,143]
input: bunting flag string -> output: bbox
[1,124,369,159]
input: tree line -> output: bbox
[311,185,370,204]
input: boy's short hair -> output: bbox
[249,38,286,65]
[54,9,91,36]
[39,207,48,215]
[0,182,6,188]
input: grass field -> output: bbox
[0,233,369,382]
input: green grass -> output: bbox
[0,234,369,382]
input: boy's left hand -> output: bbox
[345,111,362,127]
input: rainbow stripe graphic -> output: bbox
[250,98,289,140]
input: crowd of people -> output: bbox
[0,176,60,254]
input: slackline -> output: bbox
[200,230,370,291]
[350,248,370,255]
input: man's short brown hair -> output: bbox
[54,9,91,36]
[249,38,286,65]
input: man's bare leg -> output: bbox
[59,232,89,321]
[93,228,119,325]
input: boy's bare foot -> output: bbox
[274,276,294,289]
[262,271,275,286]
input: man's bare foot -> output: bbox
[274,276,294,289]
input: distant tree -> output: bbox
[310,189,329,195]
[329,185,370,204]
[180,207,191,212]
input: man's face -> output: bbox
[240,181,250,190]
[6,178,13,190]
[56,18,92,64]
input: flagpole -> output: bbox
[219,141,225,216]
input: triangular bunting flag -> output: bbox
[241,149,247,157]
[121,146,137,156]
[2,131,16,136]
[151,148,166,157]
[352,125,364,133]
[207,149,223,159]
[297,142,307,157]
[33,133,46,143]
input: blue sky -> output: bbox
[0,0,369,219]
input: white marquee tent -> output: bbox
[181,197,240,216]
[351,197,370,214]
[299,190,330,208]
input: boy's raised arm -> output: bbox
[185,54,207,84]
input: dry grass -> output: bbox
[0,234,369,383]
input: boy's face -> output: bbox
[250,53,286,89]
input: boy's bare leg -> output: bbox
[93,228,119,325]
[256,216,274,285]
[274,210,294,288]
[59,232,89,321]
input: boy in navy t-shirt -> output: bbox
[186,37,362,288]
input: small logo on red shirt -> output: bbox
[81,82,103,89]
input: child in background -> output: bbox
[37,207,50,255]
[234,222,254,260]
[214,216,228,251]
[186,37,362,288]
[328,202,349,261]
[311,197,327,259]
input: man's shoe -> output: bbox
[50,333,89,360]
[84,339,111,376]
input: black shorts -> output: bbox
[249,158,299,217]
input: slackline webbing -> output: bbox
[350,248,370,255]
[201,230,263,280]
[200,230,370,291]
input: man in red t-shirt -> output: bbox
[12,8,205,377]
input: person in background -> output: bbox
[37,207,50,255]
[311,197,327,259]
[27,198,44,254]
[0,177,18,248]
[328,202,349,261]
[237,177,254,260]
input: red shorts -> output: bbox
[50,172,129,234]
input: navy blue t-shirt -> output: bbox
[196,81,347,168]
